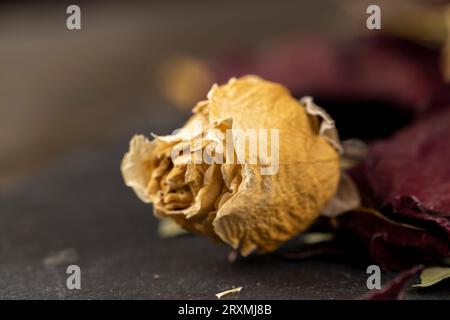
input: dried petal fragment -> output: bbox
[413,266,450,288]
[215,286,242,299]
[359,265,423,300]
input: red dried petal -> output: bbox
[359,265,423,300]
[362,107,450,217]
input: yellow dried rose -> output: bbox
[121,76,341,255]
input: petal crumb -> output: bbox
[215,287,243,299]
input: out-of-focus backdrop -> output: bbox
[0,0,340,186]
[2,0,447,188]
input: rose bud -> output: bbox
[121,76,341,255]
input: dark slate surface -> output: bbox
[0,142,449,300]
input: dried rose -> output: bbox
[121,76,341,255]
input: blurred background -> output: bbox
[1,0,448,189]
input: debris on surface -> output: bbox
[158,219,188,238]
[413,266,450,288]
[215,286,243,299]
[42,248,79,267]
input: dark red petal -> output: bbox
[336,210,449,270]
[358,265,423,300]
[362,107,450,218]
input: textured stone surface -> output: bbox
[0,143,448,299]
